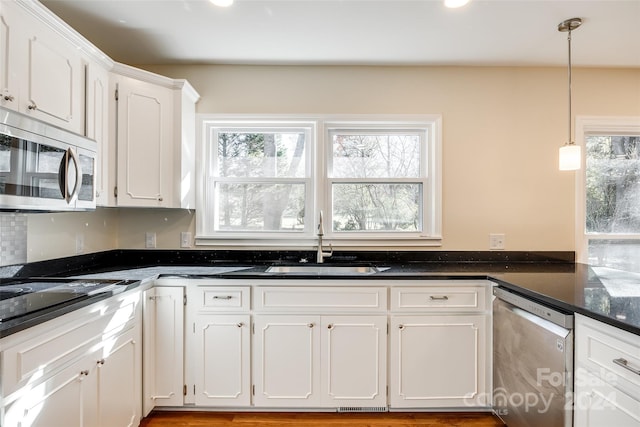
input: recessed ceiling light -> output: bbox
[210,0,233,6]
[444,0,471,8]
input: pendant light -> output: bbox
[558,17,582,171]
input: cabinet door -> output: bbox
[575,369,640,427]
[143,287,184,414]
[320,315,387,408]
[115,75,173,207]
[24,19,84,133]
[194,314,251,406]
[86,62,111,206]
[2,356,93,427]
[0,1,22,110]
[253,315,321,407]
[95,326,141,427]
[389,315,488,408]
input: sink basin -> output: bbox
[265,265,381,275]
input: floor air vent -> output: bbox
[337,407,388,413]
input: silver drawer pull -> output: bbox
[429,295,449,301]
[213,295,233,300]
[613,358,640,376]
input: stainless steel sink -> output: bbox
[265,265,382,275]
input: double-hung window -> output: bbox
[577,116,640,272]
[197,115,441,246]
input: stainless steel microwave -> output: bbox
[0,107,96,211]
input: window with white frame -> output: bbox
[577,116,640,272]
[197,116,441,245]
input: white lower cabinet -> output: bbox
[179,279,490,412]
[253,315,322,407]
[142,286,184,413]
[194,314,251,406]
[253,314,387,409]
[389,314,488,408]
[92,327,141,427]
[320,315,387,408]
[1,289,142,427]
[574,314,640,427]
[3,354,93,427]
[388,283,491,409]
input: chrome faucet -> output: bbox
[316,211,333,263]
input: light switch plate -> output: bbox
[145,232,156,249]
[180,232,191,248]
[489,233,505,250]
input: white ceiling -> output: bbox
[40,0,640,67]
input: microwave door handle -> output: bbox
[58,148,82,204]
[66,147,82,204]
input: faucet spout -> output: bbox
[316,210,332,263]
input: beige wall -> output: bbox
[25,65,640,260]
[27,208,119,262]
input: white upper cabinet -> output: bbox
[86,61,111,206]
[111,64,199,208]
[0,1,85,134]
[0,1,22,110]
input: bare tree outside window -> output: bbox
[214,131,306,232]
[586,134,640,271]
[331,133,423,232]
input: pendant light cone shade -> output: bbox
[557,17,582,171]
[559,144,581,170]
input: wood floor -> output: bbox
[139,411,505,427]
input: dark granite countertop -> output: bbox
[1,250,639,337]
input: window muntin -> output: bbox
[197,116,441,243]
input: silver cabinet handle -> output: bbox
[3,95,14,101]
[28,101,37,110]
[213,295,232,300]
[613,358,640,376]
[327,324,333,330]
[80,370,89,376]
[430,295,449,301]
[307,323,314,328]
[97,359,105,366]
[398,324,405,330]
[237,322,244,328]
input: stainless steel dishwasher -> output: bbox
[493,287,574,427]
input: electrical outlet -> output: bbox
[489,233,505,250]
[145,232,156,249]
[75,233,84,254]
[180,232,191,248]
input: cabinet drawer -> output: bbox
[576,314,640,396]
[254,287,387,313]
[391,286,486,312]
[196,286,250,312]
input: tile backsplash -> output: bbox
[0,213,27,266]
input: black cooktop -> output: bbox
[0,278,127,322]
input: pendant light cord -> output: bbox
[567,29,573,145]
